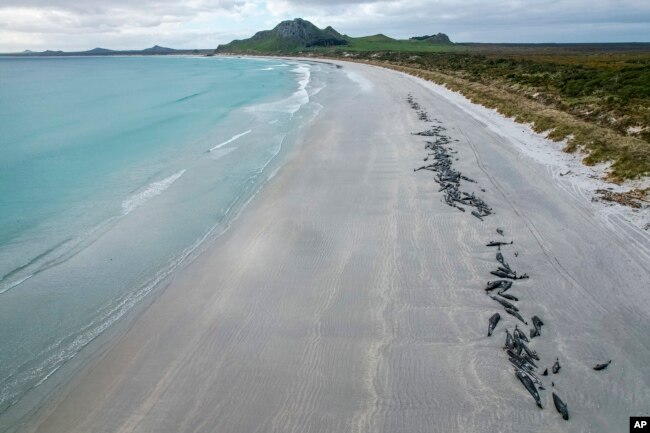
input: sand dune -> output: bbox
[17,60,650,433]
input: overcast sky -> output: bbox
[1,0,649,52]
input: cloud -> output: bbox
[0,0,247,14]
[0,0,648,52]
[0,0,261,51]
[268,0,650,42]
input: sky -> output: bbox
[0,0,649,52]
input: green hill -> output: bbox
[215,19,456,54]
[356,34,396,43]
[215,18,348,53]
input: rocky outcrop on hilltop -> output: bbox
[410,33,452,44]
[216,18,348,53]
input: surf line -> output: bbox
[209,129,252,152]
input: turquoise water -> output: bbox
[0,56,323,414]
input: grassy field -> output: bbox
[321,35,461,53]
[326,46,650,180]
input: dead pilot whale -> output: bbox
[552,392,570,420]
[593,360,612,371]
[516,370,543,409]
[488,313,501,336]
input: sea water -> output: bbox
[0,55,326,417]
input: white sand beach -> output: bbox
[17,60,650,433]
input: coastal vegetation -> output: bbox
[331,35,458,53]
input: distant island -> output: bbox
[1,45,213,57]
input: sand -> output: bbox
[16,60,650,433]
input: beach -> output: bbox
[14,60,650,433]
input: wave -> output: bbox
[209,129,252,152]
[245,63,312,116]
[0,238,69,292]
[0,274,33,295]
[0,217,128,296]
[290,64,311,115]
[121,169,186,215]
[172,92,203,104]
[258,67,275,71]
[0,235,91,295]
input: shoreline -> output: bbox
[10,59,650,433]
[0,57,329,432]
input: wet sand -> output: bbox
[20,61,650,433]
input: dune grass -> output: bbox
[334,38,460,53]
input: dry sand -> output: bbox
[17,60,650,433]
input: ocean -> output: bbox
[0,55,326,417]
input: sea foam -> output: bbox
[209,129,252,152]
[121,169,186,215]
[245,64,312,116]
